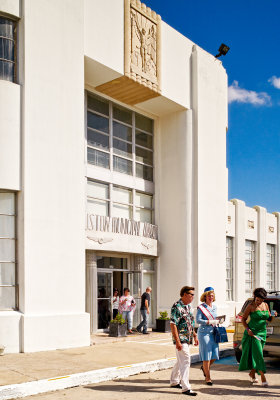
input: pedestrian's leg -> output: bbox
[143,310,149,333]
[177,343,191,392]
[170,357,181,387]
[127,311,133,332]
[113,309,118,319]
[137,310,145,332]
[121,311,128,329]
[203,360,211,382]
[260,371,268,385]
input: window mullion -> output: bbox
[109,101,113,171]
[132,112,136,177]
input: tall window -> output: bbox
[0,17,16,82]
[87,93,154,181]
[226,237,233,301]
[245,240,255,295]
[266,244,276,291]
[87,180,153,224]
[0,193,16,309]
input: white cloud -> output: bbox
[228,81,271,105]
[268,76,280,89]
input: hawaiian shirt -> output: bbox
[170,299,195,344]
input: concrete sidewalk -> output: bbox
[0,330,234,399]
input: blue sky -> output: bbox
[144,0,280,212]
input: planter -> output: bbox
[109,322,127,337]
[155,319,171,332]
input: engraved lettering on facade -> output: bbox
[86,214,157,240]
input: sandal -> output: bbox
[249,372,258,383]
[262,381,268,387]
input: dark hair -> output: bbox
[253,287,267,300]
[180,286,195,297]
[123,287,130,294]
[113,288,119,293]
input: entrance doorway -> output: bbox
[96,256,141,330]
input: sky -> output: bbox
[144,0,280,213]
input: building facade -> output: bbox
[226,200,280,317]
[0,0,246,353]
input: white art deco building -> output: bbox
[0,0,278,353]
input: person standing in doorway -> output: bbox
[112,288,120,319]
[170,286,199,396]
[136,286,152,334]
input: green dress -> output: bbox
[239,310,269,373]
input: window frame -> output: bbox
[87,179,154,224]
[245,240,255,296]
[86,93,154,182]
[226,236,234,301]
[0,191,17,311]
[266,244,276,291]
[0,15,17,83]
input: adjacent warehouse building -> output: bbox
[0,0,278,353]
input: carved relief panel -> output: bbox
[125,0,161,93]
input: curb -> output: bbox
[0,348,234,400]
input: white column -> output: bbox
[231,199,246,303]
[254,206,267,288]
[273,212,280,291]
[86,251,97,333]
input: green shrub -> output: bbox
[110,313,126,325]
[158,311,170,320]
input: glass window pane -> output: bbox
[112,204,132,219]
[0,263,15,285]
[87,129,109,150]
[87,94,109,116]
[87,111,109,133]
[97,257,111,268]
[135,208,152,223]
[0,215,15,237]
[87,199,109,216]
[87,180,109,199]
[0,18,14,39]
[0,193,15,214]
[113,138,132,159]
[0,286,16,310]
[0,60,14,82]
[136,147,153,165]
[113,105,132,125]
[0,38,14,61]
[135,113,153,133]
[136,163,153,181]
[0,239,15,262]
[113,121,132,142]
[87,148,110,169]
[112,186,132,204]
[135,192,152,208]
[136,131,153,149]
[143,258,154,271]
[113,156,132,175]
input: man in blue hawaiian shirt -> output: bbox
[170,286,199,396]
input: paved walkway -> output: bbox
[0,330,234,399]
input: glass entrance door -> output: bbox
[97,271,112,329]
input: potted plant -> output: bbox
[156,311,171,332]
[109,313,127,337]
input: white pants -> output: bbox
[170,343,191,392]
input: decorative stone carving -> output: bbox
[141,241,154,250]
[268,226,274,233]
[248,220,254,229]
[125,0,161,94]
[87,236,113,244]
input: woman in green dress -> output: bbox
[239,287,276,386]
